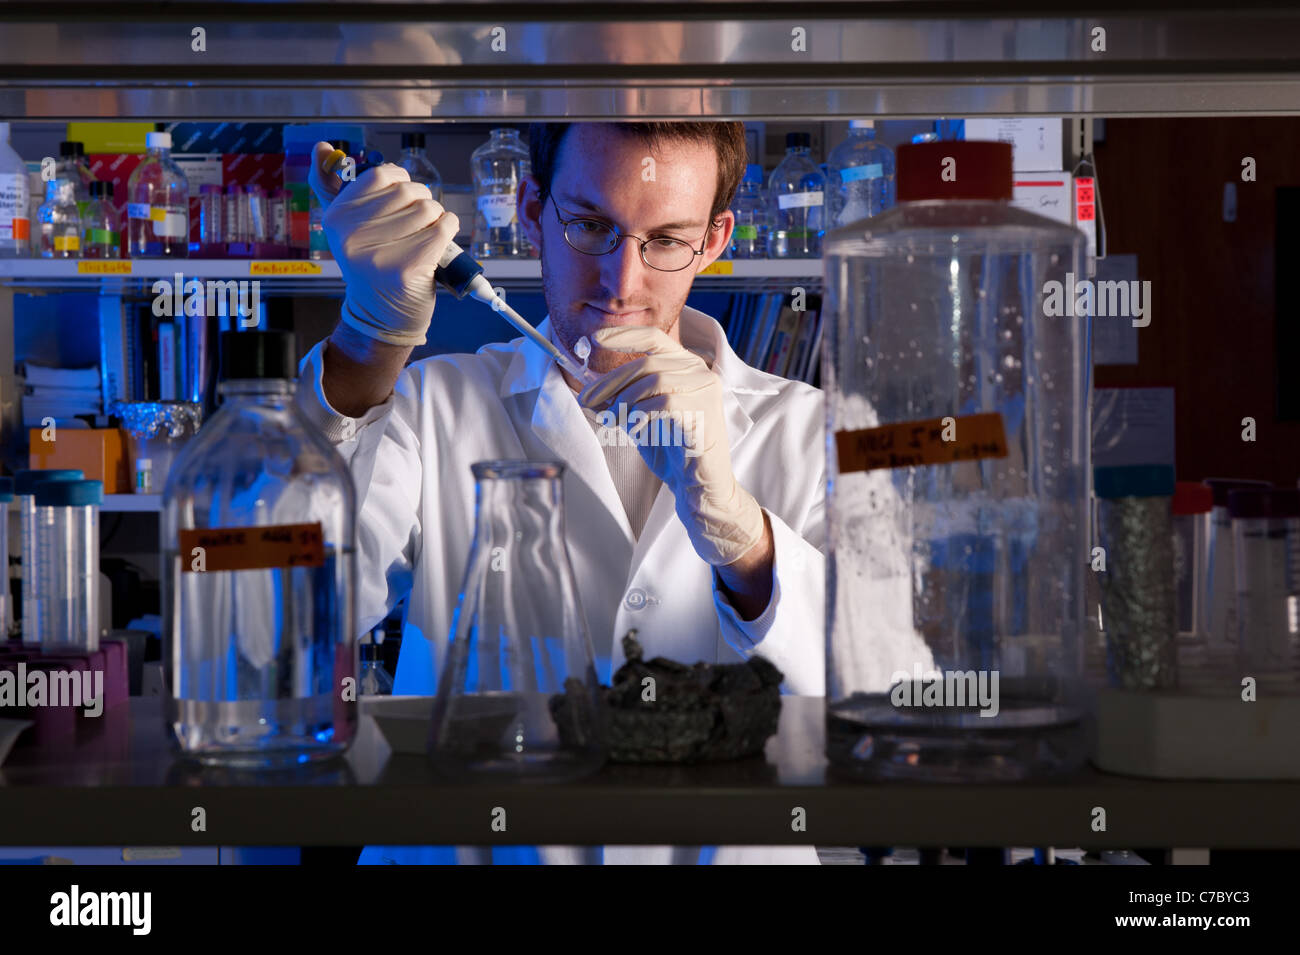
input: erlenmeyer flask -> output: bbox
[429,460,606,780]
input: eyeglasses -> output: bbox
[546,193,711,273]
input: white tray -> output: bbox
[1092,687,1300,779]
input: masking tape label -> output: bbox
[180,522,326,572]
[699,260,734,275]
[835,412,1008,473]
[250,261,322,275]
[77,260,132,274]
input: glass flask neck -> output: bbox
[218,378,294,400]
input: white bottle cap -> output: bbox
[146,131,172,150]
[849,119,875,130]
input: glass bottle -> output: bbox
[827,120,896,227]
[727,164,768,259]
[162,331,357,767]
[429,461,605,780]
[57,140,94,221]
[38,178,81,259]
[0,121,31,257]
[81,180,119,259]
[358,629,394,696]
[126,131,189,258]
[824,140,1090,781]
[766,132,826,259]
[470,128,532,259]
[309,139,348,261]
[398,132,443,204]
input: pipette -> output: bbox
[322,148,598,386]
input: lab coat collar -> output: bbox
[496,305,758,553]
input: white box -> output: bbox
[1011,172,1072,226]
[964,117,1064,172]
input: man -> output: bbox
[299,122,836,864]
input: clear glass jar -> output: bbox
[162,331,357,767]
[766,132,825,259]
[14,469,84,646]
[35,479,102,653]
[429,461,605,780]
[727,164,768,259]
[126,131,189,258]
[398,132,443,203]
[38,179,81,259]
[1229,488,1300,689]
[824,140,1090,781]
[470,128,533,259]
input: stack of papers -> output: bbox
[22,363,102,428]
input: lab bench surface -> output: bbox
[1,697,1297,848]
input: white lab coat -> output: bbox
[295,305,915,865]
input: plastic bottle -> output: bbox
[38,176,81,259]
[80,180,119,259]
[126,131,189,258]
[827,120,896,226]
[766,132,825,259]
[162,331,357,767]
[471,128,533,259]
[727,164,768,259]
[398,132,443,203]
[0,122,31,257]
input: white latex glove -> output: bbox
[577,325,765,567]
[308,141,459,347]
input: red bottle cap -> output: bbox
[896,141,1013,202]
[1171,481,1213,515]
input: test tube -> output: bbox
[1228,488,1300,686]
[223,183,247,247]
[198,184,223,256]
[35,479,102,654]
[268,188,288,249]
[1203,478,1272,665]
[14,470,84,646]
[245,184,268,244]
[0,477,12,637]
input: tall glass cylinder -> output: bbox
[429,461,605,780]
[35,479,102,653]
[824,141,1090,781]
[14,469,84,646]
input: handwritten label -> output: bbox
[699,260,734,276]
[76,260,132,274]
[250,261,323,276]
[179,522,325,573]
[835,412,1008,474]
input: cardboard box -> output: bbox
[29,428,131,494]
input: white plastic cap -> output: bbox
[849,119,875,130]
[146,131,172,149]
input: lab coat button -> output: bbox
[625,587,649,611]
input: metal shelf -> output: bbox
[0,258,824,294]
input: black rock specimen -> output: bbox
[549,631,783,763]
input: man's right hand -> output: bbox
[309,140,460,349]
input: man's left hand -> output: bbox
[577,325,766,568]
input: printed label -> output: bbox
[0,171,30,241]
[179,522,326,573]
[250,260,322,276]
[777,191,824,210]
[127,202,151,220]
[153,209,187,238]
[835,412,1008,474]
[733,225,758,240]
[840,163,884,183]
[77,260,132,274]
[478,193,517,228]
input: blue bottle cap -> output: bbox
[1094,465,1176,499]
[34,479,103,508]
[743,163,764,184]
[14,469,85,496]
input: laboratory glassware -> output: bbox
[35,479,102,653]
[14,469,84,646]
[827,120,896,227]
[1229,487,1300,688]
[0,122,31,257]
[398,132,443,203]
[470,128,533,259]
[728,164,768,259]
[81,181,119,259]
[766,132,825,259]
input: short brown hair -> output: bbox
[526,122,747,231]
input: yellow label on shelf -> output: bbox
[699,260,734,276]
[179,522,326,573]
[250,261,324,276]
[835,412,1008,474]
[76,260,132,275]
